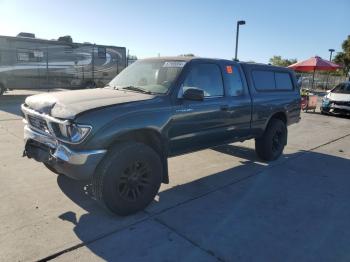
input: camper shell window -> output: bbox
[252,70,294,91]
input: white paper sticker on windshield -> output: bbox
[163,61,186,68]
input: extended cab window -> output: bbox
[226,65,243,96]
[182,63,224,97]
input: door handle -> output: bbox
[220,105,229,111]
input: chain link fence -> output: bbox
[296,72,348,90]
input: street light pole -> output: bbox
[329,48,335,61]
[326,49,335,90]
[234,20,246,61]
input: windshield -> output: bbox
[332,83,350,94]
[107,60,186,94]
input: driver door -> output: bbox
[168,62,231,155]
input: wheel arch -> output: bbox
[263,111,288,144]
[108,128,169,184]
[269,111,287,125]
[261,111,288,136]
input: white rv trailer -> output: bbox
[0,33,127,95]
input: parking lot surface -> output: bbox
[0,90,349,261]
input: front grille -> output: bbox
[27,115,50,133]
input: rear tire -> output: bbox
[92,142,162,216]
[255,119,287,161]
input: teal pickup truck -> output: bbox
[22,57,301,215]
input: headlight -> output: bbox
[57,123,91,143]
[67,124,91,143]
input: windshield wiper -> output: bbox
[120,85,152,94]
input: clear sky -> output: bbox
[0,0,348,63]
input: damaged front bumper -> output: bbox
[321,100,350,115]
[24,125,106,180]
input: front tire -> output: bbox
[92,142,162,216]
[255,119,287,161]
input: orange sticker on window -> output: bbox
[226,65,233,74]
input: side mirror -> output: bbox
[183,88,204,101]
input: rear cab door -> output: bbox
[220,61,252,140]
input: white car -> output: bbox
[321,82,350,115]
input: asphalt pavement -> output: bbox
[0,90,349,262]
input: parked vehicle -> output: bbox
[321,82,350,115]
[22,57,301,215]
[0,33,126,95]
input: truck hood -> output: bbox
[328,92,350,102]
[24,88,155,119]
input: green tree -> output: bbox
[333,35,350,76]
[269,56,297,67]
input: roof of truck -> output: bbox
[142,57,291,71]
[142,56,198,61]
[144,56,256,62]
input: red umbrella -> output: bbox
[288,56,341,71]
[288,56,341,88]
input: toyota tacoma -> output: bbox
[22,57,301,215]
